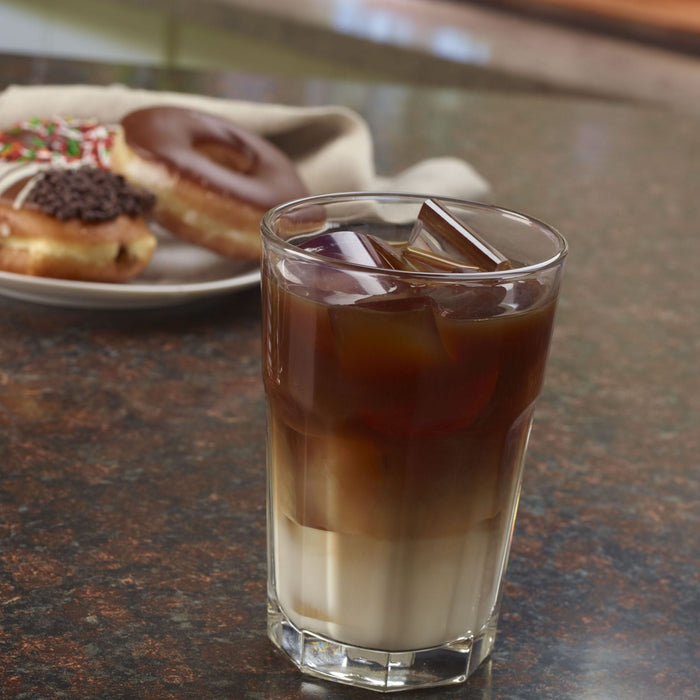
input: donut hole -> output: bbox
[195,140,258,175]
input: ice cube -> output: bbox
[428,284,508,320]
[274,425,394,536]
[328,296,447,382]
[273,233,379,301]
[512,278,544,310]
[298,230,391,268]
[362,235,417,272]
[402,246,481,273]
[410,199,512,272]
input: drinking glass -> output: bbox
[261,193,567,692]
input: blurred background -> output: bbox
[0,0,698,111]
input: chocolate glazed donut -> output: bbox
[110,106,309,259]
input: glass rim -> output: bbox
[261,192,568,280]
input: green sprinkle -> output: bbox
[67,139,80,156]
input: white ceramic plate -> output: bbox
[0,226,260,309]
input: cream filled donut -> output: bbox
[110,106,309,259]
[0,163,157,283]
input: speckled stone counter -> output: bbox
[0,55,698,699]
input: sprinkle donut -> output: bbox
[0,116,117,167]
[110,106,309,259]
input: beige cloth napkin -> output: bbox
[0,84,490,201]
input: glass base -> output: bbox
[267,602,497,693]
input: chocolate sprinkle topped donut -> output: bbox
[25,166,156,223]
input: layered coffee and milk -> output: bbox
[263,221,556,652]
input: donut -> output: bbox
[0,116,116,168]
[0,163,157,283]
[110,106,309,259]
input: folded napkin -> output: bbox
[0,84,489,201]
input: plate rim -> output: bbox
[0,266,261,309]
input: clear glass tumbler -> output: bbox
[261,193,567,692]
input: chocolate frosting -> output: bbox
[120,106,308,210]
[27,167,155,222]
[0,163,155,222]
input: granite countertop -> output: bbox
[0,54,698,699]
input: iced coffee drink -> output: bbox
[261,195,567,691]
